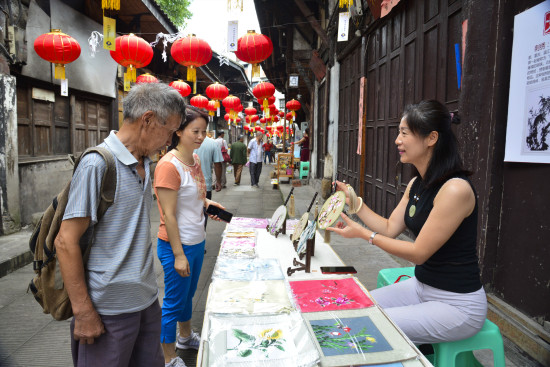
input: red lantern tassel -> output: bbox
[263,98,268,111]
[54,64,65,80]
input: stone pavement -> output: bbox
[0,162,541,366]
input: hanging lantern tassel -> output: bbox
[54,63,65,80]
[263,98,269,111]
[252,63,261,78]
[288,194,295,218]
[339,0,352,8]
[102,0,120,10]
[187,66,197,93]
[126,65,137,83]
[291,111,296,121]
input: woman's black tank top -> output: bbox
[404,175,482,293]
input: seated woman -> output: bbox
[328,100,486,345]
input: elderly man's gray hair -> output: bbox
[123,83,186,124]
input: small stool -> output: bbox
[376,266,415,288]
[300,161,310,179]
[431,319,506,367]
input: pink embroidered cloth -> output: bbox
[230,217,269,229]
[289,278,374,313]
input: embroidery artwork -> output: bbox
[291,213,310,243]
[226,324,290,361]
[230,217,269,229]
[296,219,317,255]
[208,313,320,367]
[219,237,256,258]
[268,205,287,235]
[289,278,373,312]
[309,316,392,356]
[224,230,257,238]
[317,191,346,229]
[207,280,294,314]
[213,258,284,281]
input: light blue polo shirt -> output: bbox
[63,131,158,315]
[194,136,223,189]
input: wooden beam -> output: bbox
[293,0,330,49]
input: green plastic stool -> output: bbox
[376,266,415,288]
[430,319,505,367]
[299,161,310,179]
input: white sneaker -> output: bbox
[176,330,201,350]
[165,356,186,367]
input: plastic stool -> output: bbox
[376,266,415,288]
[431,319,505,367]
[300,161,310,179]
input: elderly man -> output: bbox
[247,132,264,188]
[55,82,185,367]
[229,134,247,185]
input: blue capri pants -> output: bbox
[157,238,205,343]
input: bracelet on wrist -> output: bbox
[368,231,378,245]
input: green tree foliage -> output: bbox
[154,0,192,28]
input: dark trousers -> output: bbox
[249,162,262,186]
[71,301,164,367]
[264,151,272,163]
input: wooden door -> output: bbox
[337,45,363,189]
[362,0,463,217]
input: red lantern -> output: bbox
[278,111,285,118]
[222,95,241,120]
[277,125,284,132]
[136,73,158,84]
[206,100,217,116]
[243,124,250,131]
[171,35,212,93]
[190,94,208,109]
[235,30,273,78]
[244,107,257,116]
[169,80,191,97]
[224,113,231,121]
[255,126,262,132]
[252,82,276,112]
[110,34,153,86]
[205,82,229,114]
[286,99,301,121]
[286,112,293,121]
[260,117,267,125]
[34,29,81,80]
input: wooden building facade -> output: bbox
[254,0,550,364]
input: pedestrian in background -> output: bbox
[263,139,274,164]
[195,130,223,228]
[229,134,247,185]
[154,106,226,367]
[247,132,264,188]
[55,82,185,367]
[214,130,229,189]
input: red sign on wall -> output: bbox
[544,11,550,35]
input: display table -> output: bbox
[197,218,433,367]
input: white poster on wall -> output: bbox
[505,0,550,163]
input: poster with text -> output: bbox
[505,1,550,163]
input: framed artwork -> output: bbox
[291,213,310,243]
[229,217,269,229]
[212,258,284,281]
[207,313,320,366]
[296,219,317,255]
[268,205,287,235]
[289,277,374,312]
[302,308,419,366]
[206,279,295,314]
[317,191,346,229]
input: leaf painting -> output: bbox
[309,316,392,357]
[226,325,291,362]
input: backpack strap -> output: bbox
[75,147,117,221]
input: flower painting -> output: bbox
[226,325,291,362]
[309,316,392,357]
[289,278,374,313]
